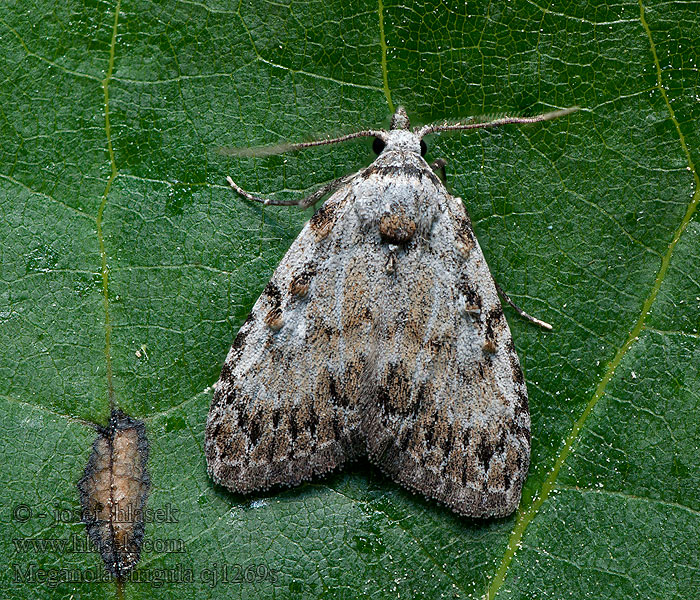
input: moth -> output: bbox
[206,106,575,517]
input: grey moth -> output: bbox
[206,106,575,517]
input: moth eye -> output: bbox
[373,137,386,155]
[420,140,427,157]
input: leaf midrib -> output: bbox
[96,0,121,413]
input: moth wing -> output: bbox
[361,192,530,518]
[205,186,363,493]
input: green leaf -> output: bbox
[1,0,698,598]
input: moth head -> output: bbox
[371,107,424,156]
[375,130,424,156]
[374,132,427,157]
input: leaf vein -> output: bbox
[556,484,700,518]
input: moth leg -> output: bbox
[493,281,553,330]
[227,174,351,209]
[430,158,447,182]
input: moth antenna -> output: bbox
[416,106,579,138]
[217,129,387,158]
